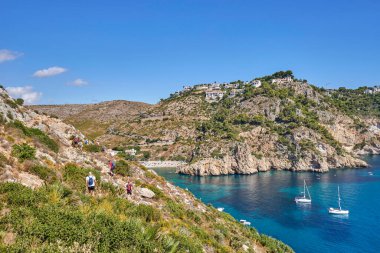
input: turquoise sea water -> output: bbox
[154,155,380,253]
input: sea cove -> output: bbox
[154,155,380,253]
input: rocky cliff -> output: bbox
[30,72,380,176]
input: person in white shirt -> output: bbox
[86,172,96,196]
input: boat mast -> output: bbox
[303,180,306,198]
[306,181,311,200]
[338,186,342,210]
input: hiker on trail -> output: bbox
[108,160,114,176]
[86,172,96,196]
[112,160,116,171]
[72,136,78,147]
[126,181,133,195]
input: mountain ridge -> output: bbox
[30,71,380,176]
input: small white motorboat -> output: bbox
[217,207,224,212]
[329,186,349,215]
[295,180,312,204]
[239,219,251,226]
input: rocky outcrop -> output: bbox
[0,165,44,189]
[139,187,156,198]
[178,126,369,176]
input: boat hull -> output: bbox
[328,208,349,215]
[295,198,311,204]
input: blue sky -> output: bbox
[0,0,379,105]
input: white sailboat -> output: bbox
[329,186,349,215]
[295,180,312,204]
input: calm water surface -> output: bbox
[154,155,380,253]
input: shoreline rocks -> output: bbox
[177,142,370,176]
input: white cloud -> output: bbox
[33,66,67,77]
[6,86,42,105]
[67,78,88,87]
[0,49,23,63]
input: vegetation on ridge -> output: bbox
[0,163,293,252]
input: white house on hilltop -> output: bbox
[205,90,225,101]
[250,80,262,88]
[364,86,380,94]
[272,76,293,84]
[225,83,240,89]
[183,86,192,91]
[229,89,244,98]
[210,83,221,90]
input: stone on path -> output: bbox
[139,187,155,198]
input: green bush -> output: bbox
[0,182,45,207]
[258,234,294,253]
[15,98,24,106]
[11,121,59,152]
[142,151,151,160]
[0,152,8,167]
[166,200,185,219]
[124,153,136,161]
[114,160,131,176]
[29,165,58,183]
[0,183,176,252]
[99,182,119,196]
[4,98,18,108]
[112,146,125,152]
[6,111,13,120]
[11,143,36,162]
[83,144,102,153]
[128,204,161,222]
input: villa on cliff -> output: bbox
[229,89,244,98]
[250,80,262,87]
[210,83,221,90]
[364,86,380,94]
[272,76,293,84]
[206,90,225,101]
[225,83,240,89]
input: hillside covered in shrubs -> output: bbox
[0,87,293,252]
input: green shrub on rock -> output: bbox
[11,121,59,153]
[115,160,131,176]
[11,143,36,162]
[29,165,58,183]
[83,144,102,153]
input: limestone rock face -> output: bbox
[0,88,111,188]
[178,124,370,176]
[0,166,44,189]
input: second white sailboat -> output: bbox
[295,180,312,204]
